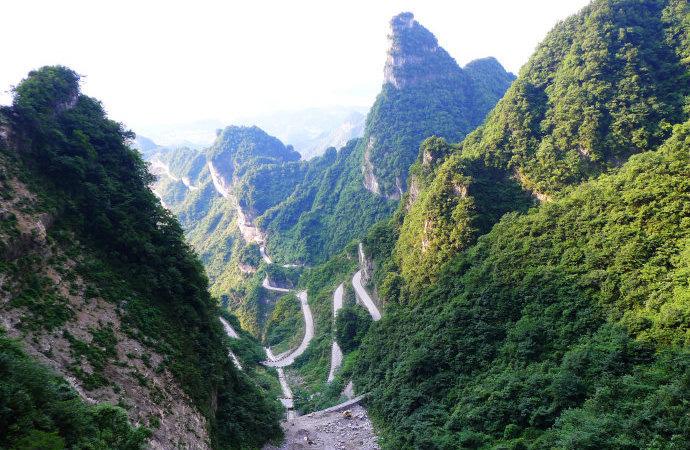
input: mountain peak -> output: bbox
[383,12,460,89]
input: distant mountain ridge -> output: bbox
[237,107,368,160]
[135,106,368,160]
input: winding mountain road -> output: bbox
[265,348,295,414]
[263,291,314,368]
[352,270,381,321]
[208,161,231,198]
[219,317,243,370]
[328,283,344,383]
[260,245,272,264]
[262,276,292,293]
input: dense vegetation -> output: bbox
[206,125,300,182]
[1,66,281,449]
[335,304,372,354]
[353,1,690,447]
[265,293,304,354]
[395,0,690,286]
[259,140,398,264]
[356,120,690,448]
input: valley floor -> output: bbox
[264,400,378,450]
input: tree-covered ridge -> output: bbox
[207,125,300,183]
[257,140,398,264]
[1,66,281,449]
[395,0,690,286]
[395,137,534,287]
[235,159,307,218]
[355,119,690,449]
[461,0,690,194]
[365,12,516,199]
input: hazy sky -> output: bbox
[1,0,590,132]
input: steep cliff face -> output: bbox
[0,172,209,449]
[383,12,461,90]
[360,12,515,200]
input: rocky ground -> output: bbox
[265,402,379,450]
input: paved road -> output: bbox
[262,276,292,293]
[207,161,230,198]
[260,245,273,264]
[328,283,345,382]
[352,271,381,321]
[265,347,295,414]
[263,291,314,368]
[219,317,242,370]
[219,317,239,338]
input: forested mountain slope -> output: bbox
[142,126,306,334]
[357,118,690,449]
[352,0,690,447]
[394,0,690,287]
[0,67,281,449]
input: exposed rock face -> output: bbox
[383,12,460,90]
[361,12,515,199]
[405,176,421,211]
[358,243,374,286]
[362,137,381,196]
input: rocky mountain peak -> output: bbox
[383,12,461,89]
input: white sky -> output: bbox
[1,0,590,132]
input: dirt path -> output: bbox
[264,291,314,368]
[263,397,379,450]
[328,284,344,382]
[352,271,381,321]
